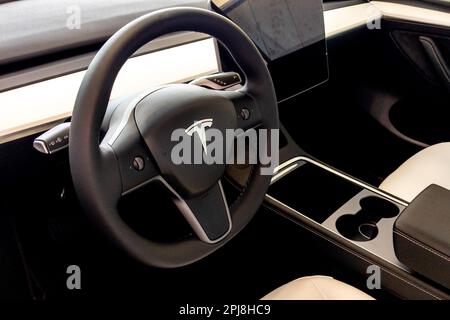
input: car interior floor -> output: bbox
[13,202,388,300]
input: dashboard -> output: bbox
[0,1,450,143]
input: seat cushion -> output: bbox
[261,276,374,300]
[380,143,450,202]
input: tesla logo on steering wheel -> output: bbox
[184,119,213,154]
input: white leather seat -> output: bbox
[262,276,374,300]
[380,143,450,202]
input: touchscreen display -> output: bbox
[212,0,328,102]
[213,0,324,60]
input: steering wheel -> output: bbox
[69,7,279,268]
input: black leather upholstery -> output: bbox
[394,184,450,289]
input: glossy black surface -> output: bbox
[268,39,328,101]
[268,162,363,223]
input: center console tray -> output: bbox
[267,157,408,269]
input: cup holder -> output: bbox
[336,196,399,242]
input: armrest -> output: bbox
[394,184,450,289]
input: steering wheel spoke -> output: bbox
[220,90,262,131]
[162,179,232,243]
[103,116,159,195]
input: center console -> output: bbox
[263,153,450,299]
[268,157,407,270]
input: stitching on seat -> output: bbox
[309,278,328,300]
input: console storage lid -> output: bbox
[394,184,450,289]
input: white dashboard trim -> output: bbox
[325,2,450,39]
[372,1,450,28]
[325,3,382,38]
[0,38,219,143]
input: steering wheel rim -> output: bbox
[69,7,279,268]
